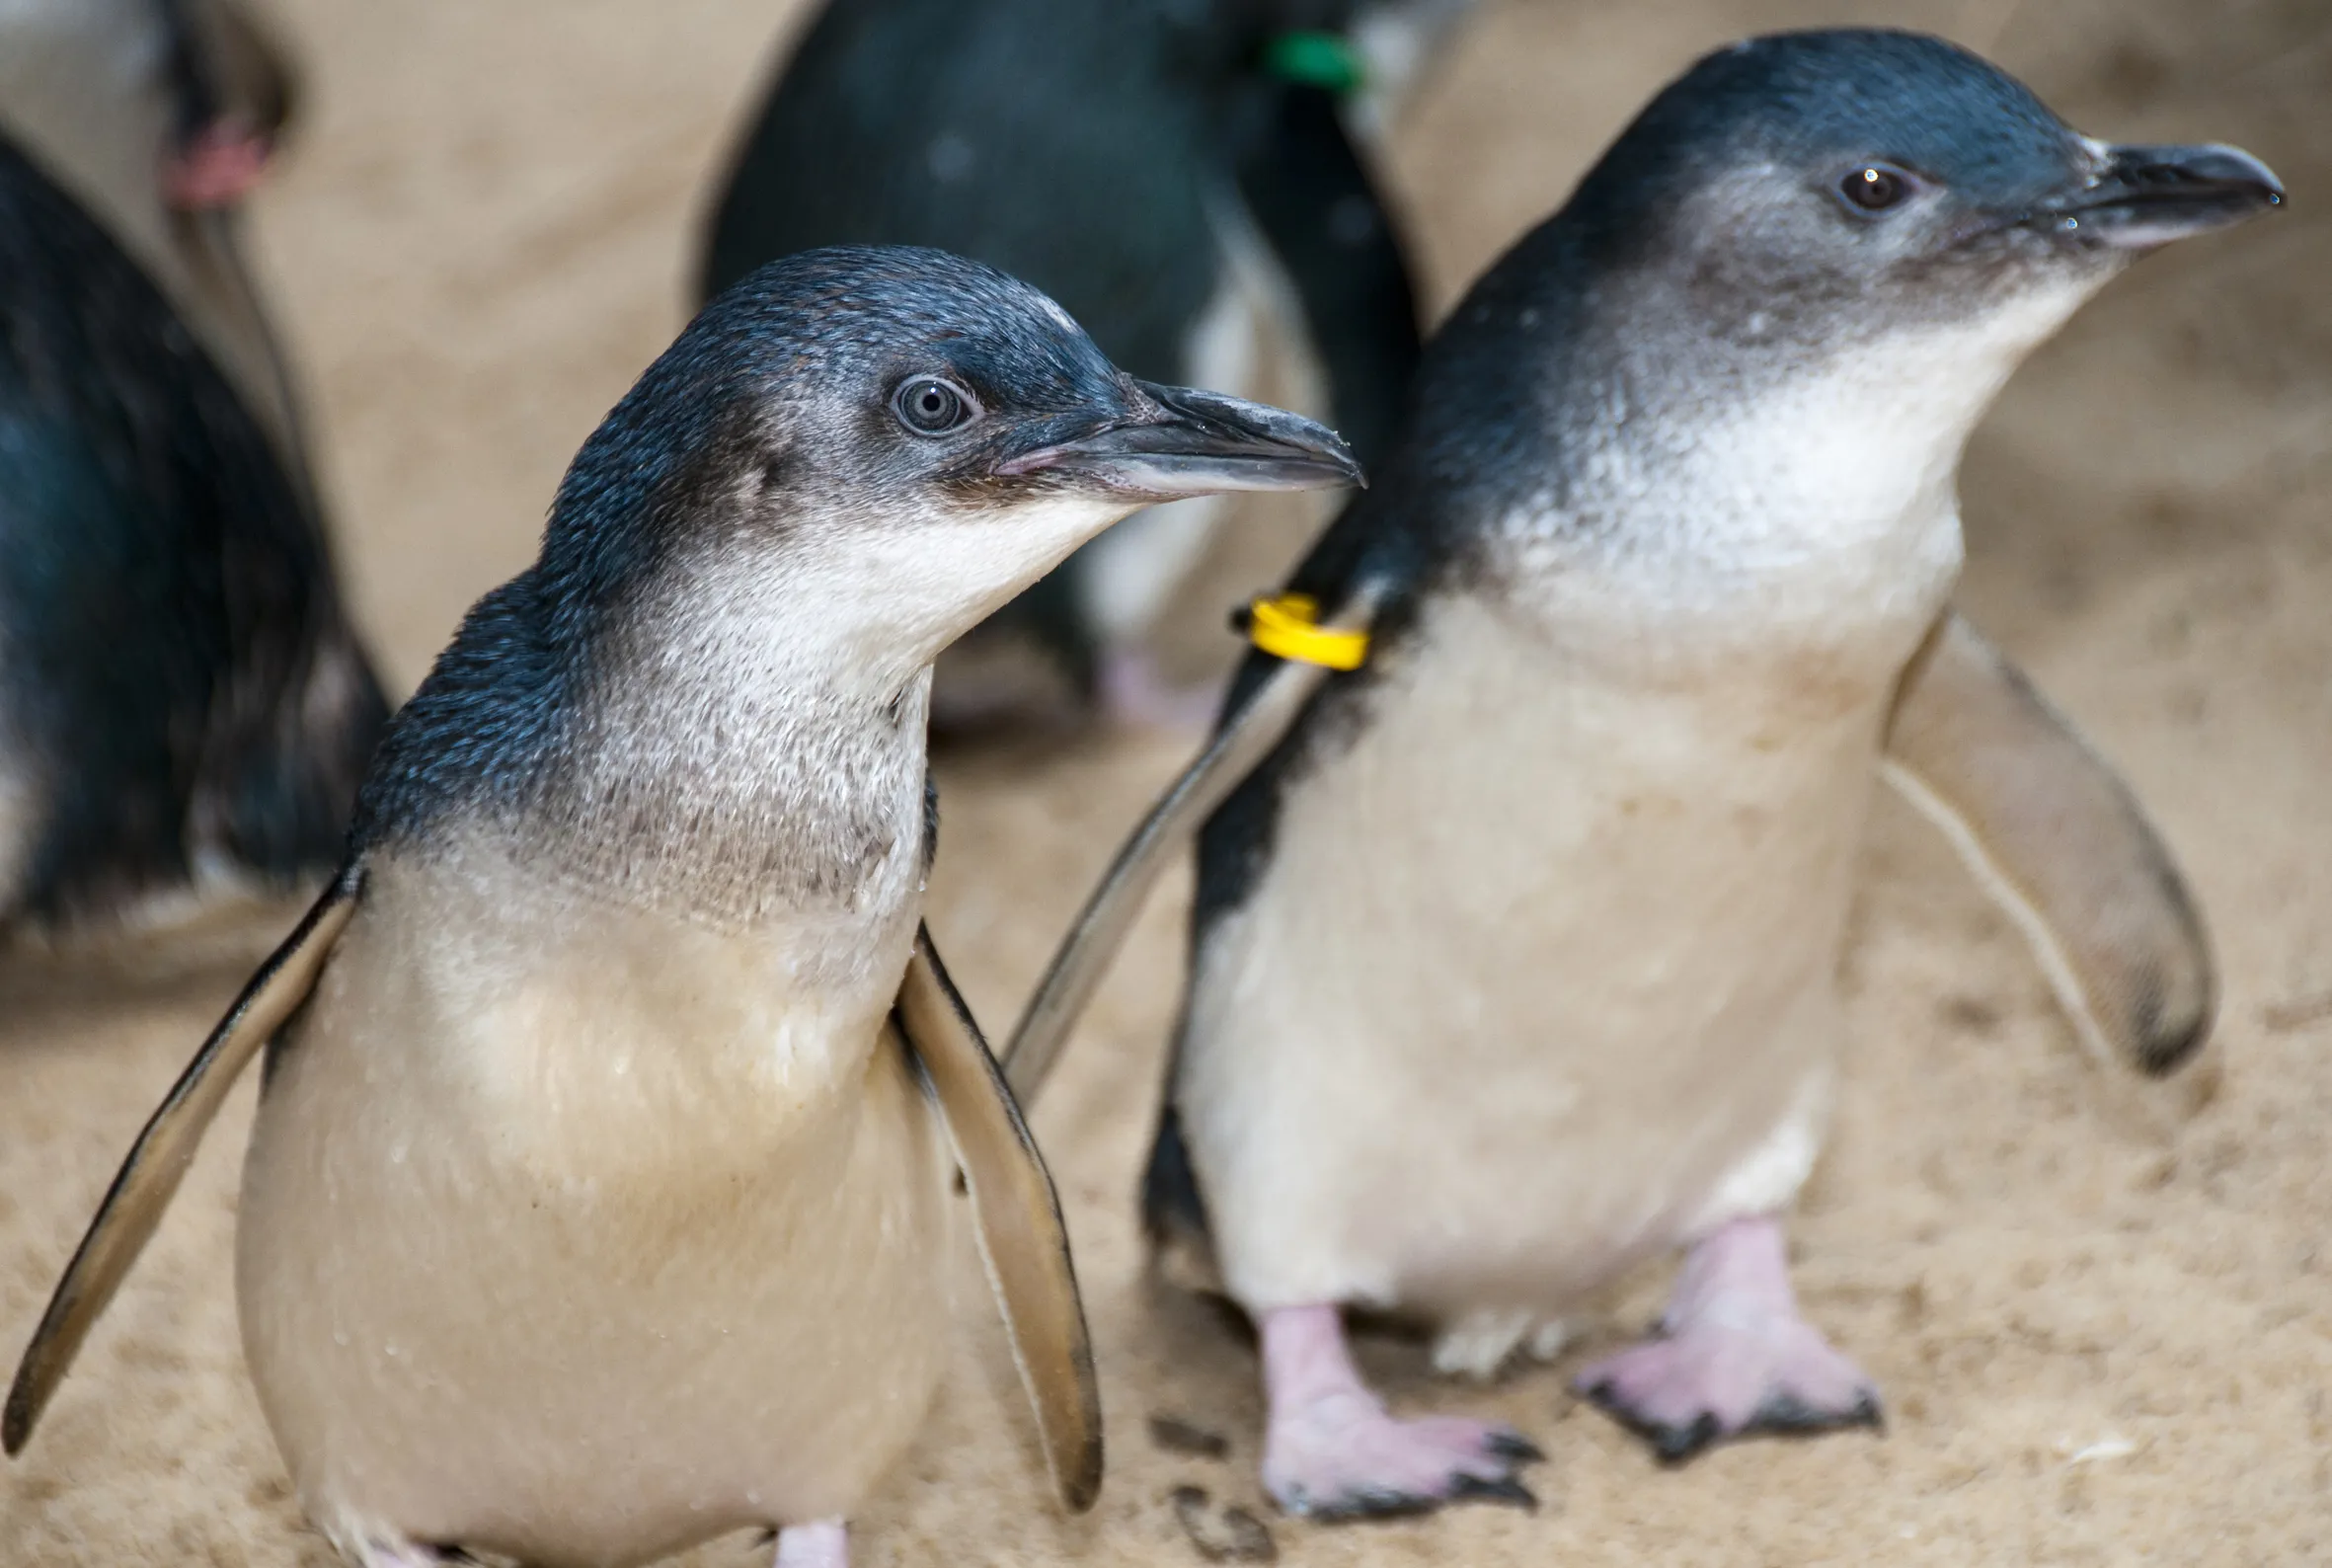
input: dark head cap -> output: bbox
[1560,30,2281,343]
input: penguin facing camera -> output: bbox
[0,0,388,925]
[700,0,1468,732]
[3,246,1362,1568]
[1000,29,2279,1520]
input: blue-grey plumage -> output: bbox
[0,0,385,924]
[698,0,1460,729]
[1121,29,2279,1518]
[4,244,1359,1568]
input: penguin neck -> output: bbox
[529,565,938,933]
[1477,261,2096,579]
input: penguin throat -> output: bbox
[530,639,935,932]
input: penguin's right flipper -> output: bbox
[3,867,361,1455]
[1000,587,1383,1105]
[1881,612,2214,1075]
[895,928,1103,1514]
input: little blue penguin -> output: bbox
[0,0,387,923]
[1,245,1360,1567]
[699,0,1465,729]
[1004,28,2280,1519]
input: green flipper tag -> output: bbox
[1261,30,1368,98]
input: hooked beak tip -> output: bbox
[2043,142,2285,247]
[997,383,1365,500]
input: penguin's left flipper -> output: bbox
[1001,586,1385,1105]
[1881,612,2215,1076]
[895,928,1104,1513]
[4,867,361,1455]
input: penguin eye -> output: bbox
[892,375,980,435]
[1837,163,1916,214]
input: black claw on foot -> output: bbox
[1581,1381,1723,1465]
[1651,1412,1723,1466]
[1302,1486,1444,1524]
[1751,1389,1886,1438]
[1299,1460,1539,1524]
[1449,1472,1538,1512]
[1484,1429,1547,1465]
[1584,1382,1887,1466]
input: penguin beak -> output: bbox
[2031,142,2284,249]
[994,382,1364,499]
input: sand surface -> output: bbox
[2,1,2327,1563]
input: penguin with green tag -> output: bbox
[700,0,1471,729]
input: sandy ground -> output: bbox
[3,0,2328,1563]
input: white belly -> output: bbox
[1177,569,1943,1322]
[236,843,948,1568]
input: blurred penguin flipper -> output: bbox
[1882,611,2215,1078]
[1001,585,1383,1105]
[4,867,361,1455]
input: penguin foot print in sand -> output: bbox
[1574,1216,1882,1463]
[1259,1305,1542,1521]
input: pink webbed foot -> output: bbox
[1575,1216,1882,1463]
[1260,1304,1542,1521]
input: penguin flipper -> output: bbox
[3,867,361,1455]
[895,927,1103,1513]
[1000,588,1382,1104]
[1881,612,2214,1076]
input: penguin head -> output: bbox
[1568,30,2281,359]
[541,245,1360,687]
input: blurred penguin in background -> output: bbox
[701,0,1472,731]
[0,0,389,926]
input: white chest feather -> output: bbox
[1177,390,1967,1322]
[236,837,949,1568]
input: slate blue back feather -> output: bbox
[0,128,385,919]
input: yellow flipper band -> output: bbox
[1247,593,1369,670]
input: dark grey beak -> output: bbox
[2036,142,2284,249]
[996,381,1364,500]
